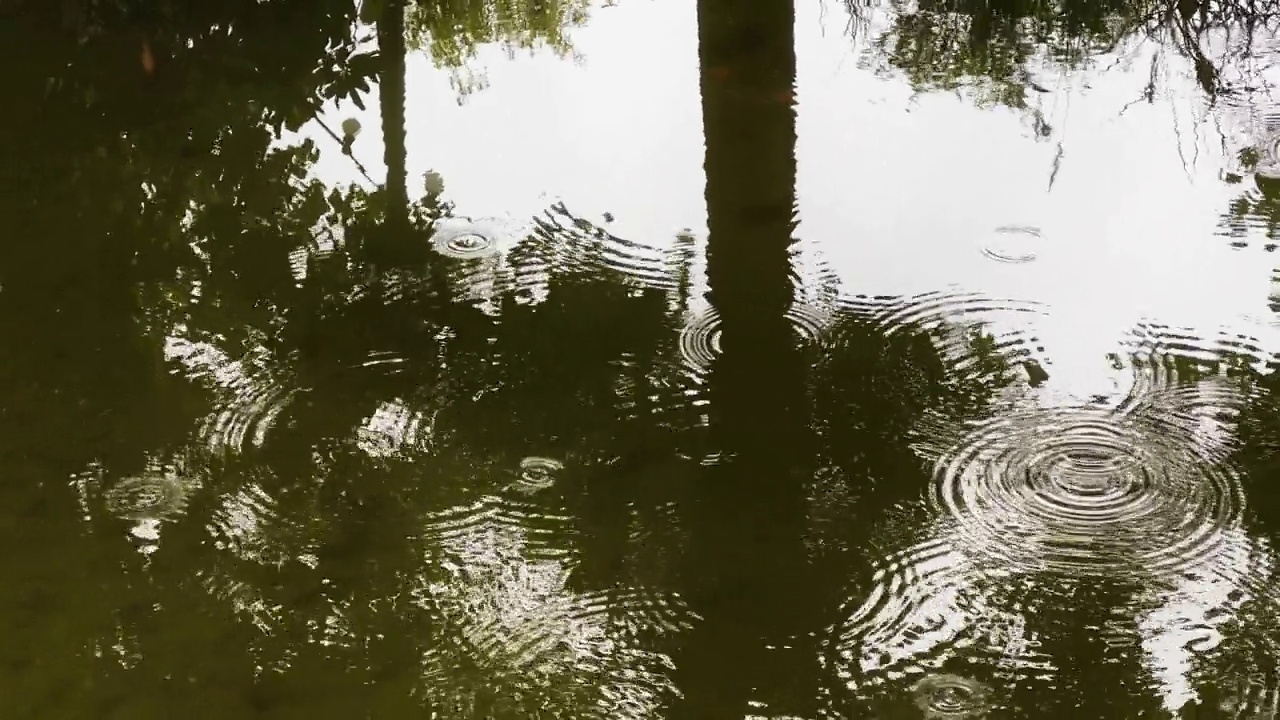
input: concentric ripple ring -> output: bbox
[912,674,991,719]
[929,407,1243,577]
[431,217,511,260]
[676,304,830,375]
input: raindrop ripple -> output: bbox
[930,407,1244,577]
[517,456,565,492]
[912,674,992,719]
[431,217,515,260]
[103,472,194,522]
[677,304,830,375]
[981,225,1042,264]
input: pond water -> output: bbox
[4,0,1280,717]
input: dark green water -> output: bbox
[4,0,1280,717]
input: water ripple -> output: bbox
[516,456,565,493]
[1217,180,1280,250]
[165,332,298,453]
[866,289,1048,338]
[1122,321,1273,380]
[202,383,296,452]
[837,538,983,672]
[354,398,436,458]
[103,467,196,523]
[912,674,993,718]
[1111,321,1268,426]
[676,303,832,376]
[204,476,324,569]
[568,587,700,639]
[418,578,687,719]
[431,216,525,260]
[676,311,720,372]
[853,289,1051,387]
[980,225,1043,264]
[99,454,202,553]
[929,407,1245,577]
[609,352,709,430]
[791,248,843,309]
[421,494,578,566]
[838,290,1053,458]
[415,487,691,719]
[508,203,679,295]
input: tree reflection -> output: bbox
[0,2,375,713]
[405,0,593,99]
[379,0,412,233]
[852,0,1130,110]
[674,0,817,712]
[0,0,1032,717]
[1219,161,1280,251]
[844,0,1280,248]
[849,0,1278,109]
[167,186,712,715]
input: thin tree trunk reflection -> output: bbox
[377,0,409,236]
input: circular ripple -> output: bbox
[676,304,831,375]
[517,456,564,492]
[516,203,677,292]
[1112,321,1269,420]
[422,495,577,565]
[104,472,194,522]
[1123,321,1273,378]
[847,289,1051,404]
[166,335,297,453]
[912,674,991,719]
[930,408,1244,577]
[202,383,296,453]
[981,225,1042,264]
[447,232,492,255]
[677,311,721,372]
[431,217,523,260]
[836,537,987,674]
[868,289,1047,339]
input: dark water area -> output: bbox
[5,0,1280,717]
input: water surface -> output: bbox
[4,0,1280,717]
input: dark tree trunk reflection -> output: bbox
[378,0,409,235]
[674,0,823,716]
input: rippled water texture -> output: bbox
[824,285,1280,713]
[414,478,698,716]
[677,303,831,376]
[16,0,1280,716]
[931,406,1244,576]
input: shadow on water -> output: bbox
[4,0,1280,717]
